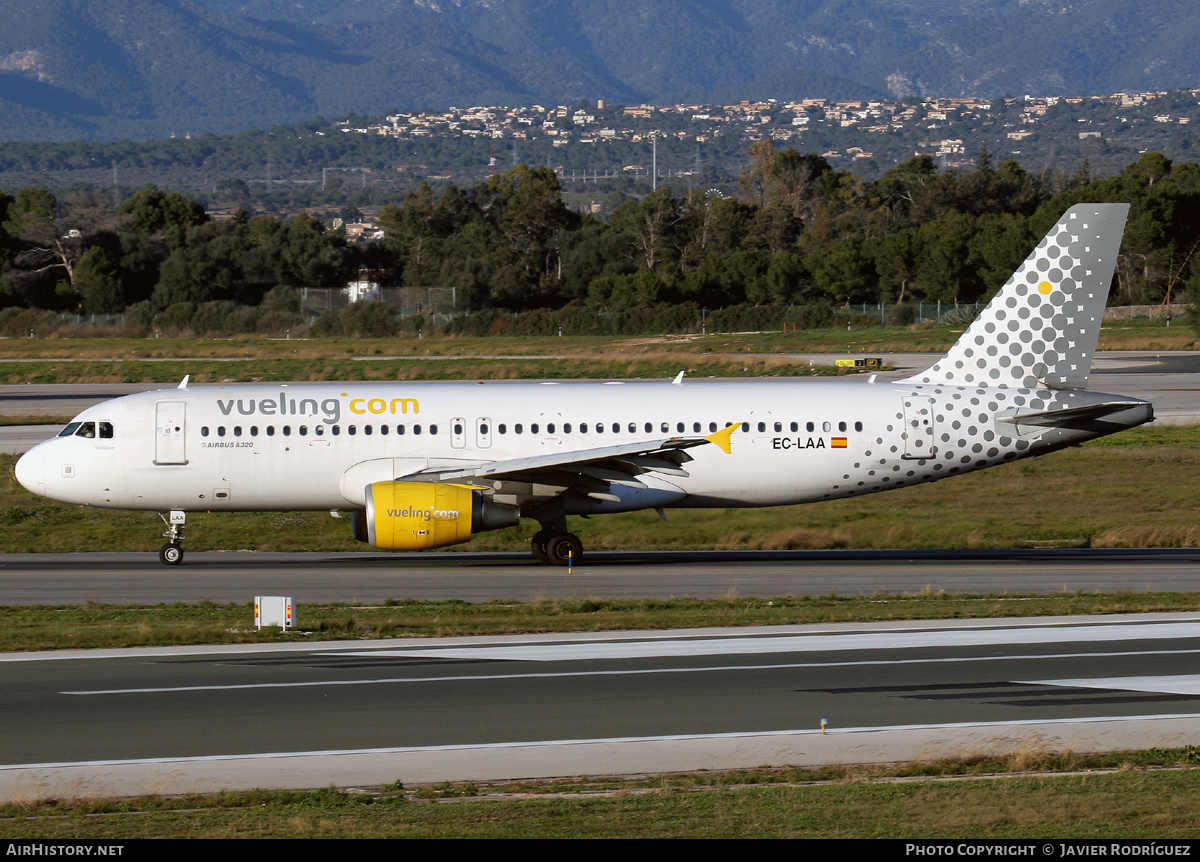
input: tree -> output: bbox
[120,189,208,246]
[74,248,123,314]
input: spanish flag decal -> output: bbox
[831,437,848,448]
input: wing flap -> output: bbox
[400,435,715,486]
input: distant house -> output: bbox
[346,271,381,303]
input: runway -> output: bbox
[2,548,1200,604]
[4,613,1200,801]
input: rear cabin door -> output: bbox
[901,396,936,460]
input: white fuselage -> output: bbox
[14,377,1151,516]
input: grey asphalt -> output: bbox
[1,548,1199,605]
[4,613,1200,801]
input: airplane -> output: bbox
[14,203,1152,566]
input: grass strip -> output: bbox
[3,592,1200,652]
[4,752,1200,838]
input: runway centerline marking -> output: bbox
[62,646,1200,696]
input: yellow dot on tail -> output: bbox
[1038,281,1053,295]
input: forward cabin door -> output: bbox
[154,401,188,465]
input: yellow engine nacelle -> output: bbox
[358,481,519,551]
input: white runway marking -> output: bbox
[9,712,1200,773]
[330,621,1200,662]
[1031,675,1200,695]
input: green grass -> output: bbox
[5,591,1200,652]
[5,757,1200,837]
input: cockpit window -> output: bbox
[58,422,81,437]
[99,422,113,439]
[74,422,96,439]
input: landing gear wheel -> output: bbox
[159,543,183,566]
[545,533,583,567]
[531,529,551,562]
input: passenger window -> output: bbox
[757,422,766,432]
[267,426,275,437]
[838,421,847,432]
[595,423,603,434]
[579,423,587,433]
[218,426,227,437]
[348,425,356,436]
[379,425,387,435]
[332,425,341,436]
[709,422,718,432]
[822,422,831,432]
[498,424,507,434]
[693,422,701,433]
[790,422,798,432]
[363,425,372,436]
[283,426,291,436]
[611,423,619,433]
[234,426,242,437]
[547,423,556,434]
[677,422,684,433]
[250,426,258,437]
[414,425,422,435]
[532,423,540,434]
[201,426,210,438]
[514,424,523,434]
[661,422,669,433]
[774,422,782,433]
[563,423,571,433]
[430,424,438,434]
[628,423,636,433]
[315,426,324,436]
[299,426,308,436]
[742,422,751,432]
[854,421,863,432]
[807,422,815,432]
[397,425,405,435]
[644,422,652,433]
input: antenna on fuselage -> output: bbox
[672,371,685,385]
[177,376,189,389]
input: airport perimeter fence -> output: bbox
[20,300,1195,338]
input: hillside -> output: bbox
[2,0,1200,141]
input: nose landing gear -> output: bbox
[158,510,186,565]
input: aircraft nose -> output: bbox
[14,447,46,497]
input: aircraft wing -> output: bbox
[399,427,734,502]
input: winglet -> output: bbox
[705,422,738,454]
[177,375,189,389]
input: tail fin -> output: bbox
[905,203,1129,391]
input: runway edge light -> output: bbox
[256,596,297,630]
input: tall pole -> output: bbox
[652,131,658,191]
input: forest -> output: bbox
[0,144,1197,338]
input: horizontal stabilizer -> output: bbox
[998,400,1151,430]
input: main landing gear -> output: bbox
[158,510,186,566]
[530,528,583,567]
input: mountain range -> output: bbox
[2,0,1200,141]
